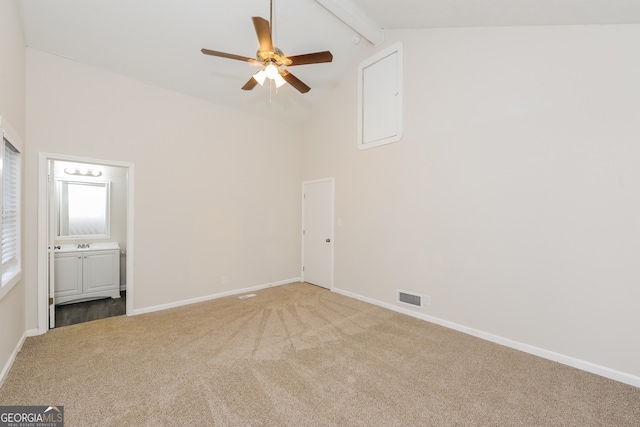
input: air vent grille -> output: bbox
[397,290,423,308]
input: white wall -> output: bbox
[24,49,302,326]
[302,25,640,379]
[0,0,25,134]
[0,0,26,382]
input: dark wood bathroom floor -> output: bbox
[55,292,126,328]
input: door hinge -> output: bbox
[302,266,305,271]
[49,297,54,305]
[303,230,305,235]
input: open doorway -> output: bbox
[37,153,134,333]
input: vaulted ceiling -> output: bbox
[17,0,640,125]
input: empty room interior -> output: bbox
[1,0,640,425]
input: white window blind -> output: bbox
[2,138,20,265]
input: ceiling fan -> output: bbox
[201,0,333,93]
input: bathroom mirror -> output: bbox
[57,179,110,239]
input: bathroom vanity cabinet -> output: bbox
[54,242,120,305]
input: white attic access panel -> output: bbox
[357,42,403,150]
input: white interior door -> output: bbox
[48,159,56,328]
[302,178,334,289]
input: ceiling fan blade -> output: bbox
[252,17,274,53]
[241,77,259,91]
[201,48,259,64]
[287,51,333,66]
[281,70,310,93]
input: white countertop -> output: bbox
[55,242,120,253]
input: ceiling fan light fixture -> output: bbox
[253,70,267,85]
[265,63,279,79]
[274,73,287,88]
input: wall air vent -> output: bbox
[397,290,424,309]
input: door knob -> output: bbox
[326,238,331,243]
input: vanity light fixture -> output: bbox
[64,167,102,177]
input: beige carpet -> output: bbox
[1,282,638,426]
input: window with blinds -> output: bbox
[0,117,22,300]
[2,138,19,265]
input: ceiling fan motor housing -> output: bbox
[257,48,292,66]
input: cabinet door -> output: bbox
[83,250,120,293]
[54,253,83,299]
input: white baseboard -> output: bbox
[131,277,300,316]
[332,287,640,389]
[0,331,27,389]
[26,328,42,337]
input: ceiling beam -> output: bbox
[314,0,385,46]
